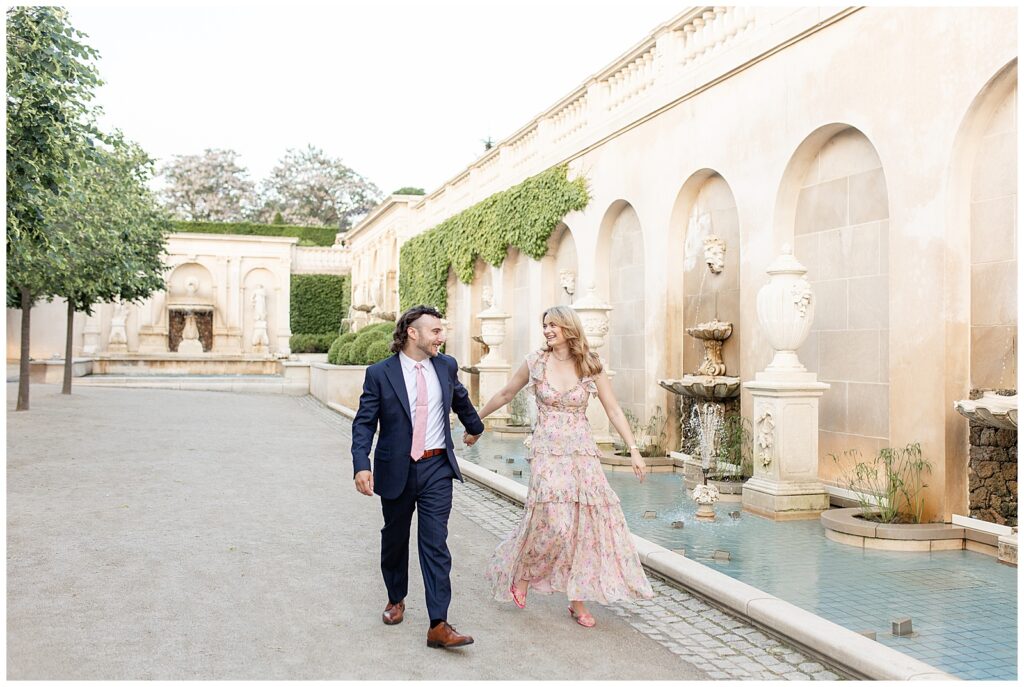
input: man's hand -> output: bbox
[354,470,374,496]
[462,432,481,446]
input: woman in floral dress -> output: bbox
[473,305,654,627]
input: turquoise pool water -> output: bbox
[462,433,1018,681]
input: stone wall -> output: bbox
[967,391,1018,526]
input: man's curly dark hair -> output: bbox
[390,305,444,353]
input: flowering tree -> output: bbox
[256,145,382,229]
[159,148,256,221]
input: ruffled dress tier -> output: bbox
[486,349,654,604]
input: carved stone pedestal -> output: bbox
[741,246,831,520]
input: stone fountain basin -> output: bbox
[659,375,741,400]
[685,320,733,341]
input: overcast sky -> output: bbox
[62,0,686,196]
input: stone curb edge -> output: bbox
[456,457,956,682]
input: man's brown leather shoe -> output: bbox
[426,621,474,649]
[382,601,405,625]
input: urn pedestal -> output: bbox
[477,308,512,427]
[741,247,831,520]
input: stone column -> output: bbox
[572,285,615,449]
[742,246,830,519]
[477,304,512,427]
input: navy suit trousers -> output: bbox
[379,454,456,621]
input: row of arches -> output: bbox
[444,60,1016,487]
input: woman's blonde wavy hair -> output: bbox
[542,305,603,378]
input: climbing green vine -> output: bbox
[398,164,589,312]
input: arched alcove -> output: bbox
[597,201,647,419]
[671,170,742,378]
[779,125,892,483]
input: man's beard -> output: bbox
[417,339,439,358]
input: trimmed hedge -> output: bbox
[289,333,336,353]
[327,323,394,365]
[290,274,351,335]
[171,220,338,246]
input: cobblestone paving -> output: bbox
[451,479,850,681]
[318,398,849,681]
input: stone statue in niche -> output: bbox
[481,285,494,310]
[179,310,204,354]
[703,235,726,274]
[108,301,130,352]
[251,284,270,352]
[252,284,268,322]
[185,276,200,297]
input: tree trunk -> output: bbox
[62,300,75,394]
[17,287,32,411]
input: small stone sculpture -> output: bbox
[703,235,726,274]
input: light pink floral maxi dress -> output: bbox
[485,349,654,604]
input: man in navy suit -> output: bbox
[351,305,485,649]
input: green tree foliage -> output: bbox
[392,187,426,196]
[398,164,589,313]
[6,6,102,247]
[290,274,350,334]
[49,135,171,393]
[6,6,105,409]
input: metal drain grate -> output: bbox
[878,568,990,591]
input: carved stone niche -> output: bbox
[169,310,214,352]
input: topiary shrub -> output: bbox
[290,333,336,353]
[363,339,392,365]
[338,331,358,346]
[337,342,356,364]
[327,335,345,364]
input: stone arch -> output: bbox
[779,125,892,484]
[946,59,1017,522]
[241,267,278,354]
[546,223,578,307]
[597,201,647,419]
[670,170,742,378]
[166,262,216,352]
[502,247,534,366]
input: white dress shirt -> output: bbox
[398,351,446,451]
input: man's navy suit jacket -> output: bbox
[351,352,485,500]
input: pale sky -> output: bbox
[61,0,687,197]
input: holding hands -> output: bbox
[462,432,482,446]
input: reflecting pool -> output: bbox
[462,432,1018,681]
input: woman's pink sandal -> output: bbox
[510,582,527,609]
[568,605,596,628]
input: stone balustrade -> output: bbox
[398,6,776,228]
[291,245,350,275]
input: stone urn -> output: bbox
[692,483,720,520]
[571,285,613,349]
[755,244,815,379]
[477,308,510,365]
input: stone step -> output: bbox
[73,374,307,396]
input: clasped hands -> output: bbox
[462,431,482,446]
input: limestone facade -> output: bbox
[342,6,1017,522]
[6,234,349,359]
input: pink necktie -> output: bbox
[410,363,428,460]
